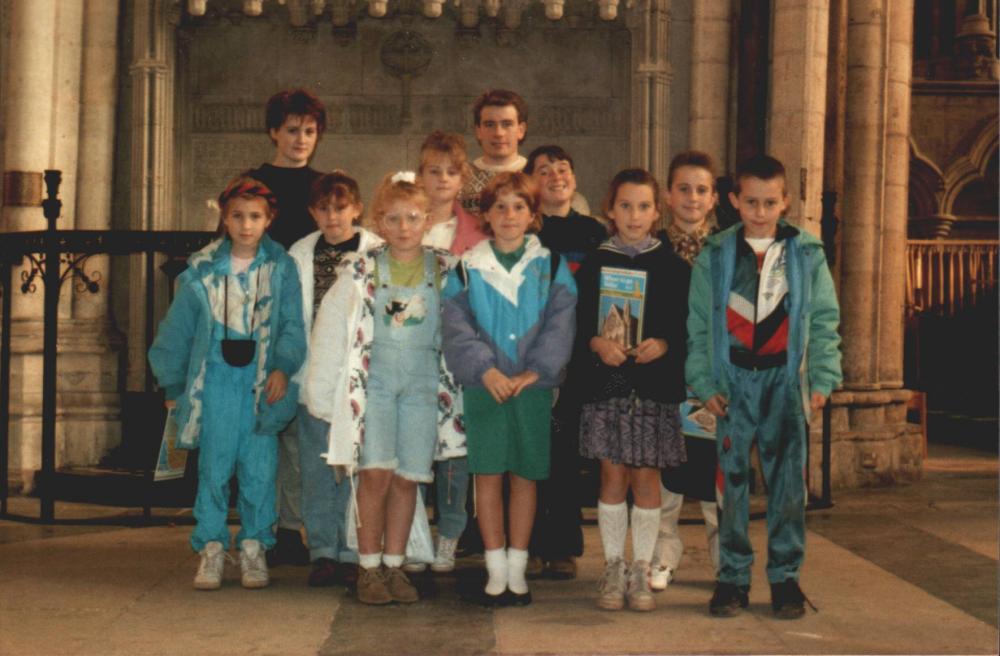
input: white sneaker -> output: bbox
[649,564,675,591]
[239,539,269,589]
[194,541,227,590]
[402,561,427,573]
[431,536,458,573]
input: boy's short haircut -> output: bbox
[309,171,364,222]
[370,173,430,229]
[216,171,278,233]
[472,89,529,126]
[419,130,471,182]
[264,88,327,137]
[732,154,787,196]
[667,150,717,189]
[523,145,574,175]
[602,167,661,220]
[479,171,543,234]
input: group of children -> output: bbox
[148,87,842,620]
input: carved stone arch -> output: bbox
[908,138,945,219]
[941,115,999,215]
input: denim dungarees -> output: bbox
[359,249,441,483]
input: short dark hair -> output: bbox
[667,150,717,189]
[216,172,278,234]
[264,88,327,137]
[732,154,787,196]
[309,171,363,223]
[472,89,528,126]
[524,145,574,175]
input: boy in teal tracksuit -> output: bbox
[685,155,842,619]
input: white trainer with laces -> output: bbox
[649,563,675,591]
[239,539,269,589]
[194,541,227,591]
[431,536,458,573]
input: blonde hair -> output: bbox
[369,173,430,231]
[418,130,471,184]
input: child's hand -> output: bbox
[265,370,289,404]
[810,391,828,413]
[590,336,627,367]
[164,400,176,409]
[705,393,729,417]
[509,370,539,397]
[633,338,668,364]
[482,368,515,404]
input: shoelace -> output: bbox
[437,539,457,560]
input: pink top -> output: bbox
[449,200,488,256]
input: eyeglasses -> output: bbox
[380,211,426,227]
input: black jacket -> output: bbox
[571,239,691,404]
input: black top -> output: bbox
[249,163,321,249]
[571,239,691,404]
[537,209,608,274]
[312,231,361,320]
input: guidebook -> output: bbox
[597,267,647,351]
[154,407,188,481]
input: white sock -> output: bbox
[506,548,529,594]
[359,552,381,570]
[383,553,404,568]
[598,500,628,562]
[631,505,661,564]
[484,548,508,596]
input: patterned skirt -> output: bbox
[580,397,685,468]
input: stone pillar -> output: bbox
[832,0,920,487]
[627,0,671,181]
[767,0,829,236]
[688,0,732,170]
[126,0,178,391]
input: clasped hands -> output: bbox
[481,368,539,404]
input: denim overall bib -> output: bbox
[360,250,441,483]
[192,262,279,551]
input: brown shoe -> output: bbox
[356,566,392,605]
[526,555,545,580]
[383,566,419,603]
[544,557,578,580]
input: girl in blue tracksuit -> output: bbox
[149,174,306,591]
[441,171,577,606]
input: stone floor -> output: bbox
[1,442,997,656]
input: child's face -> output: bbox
[223,196,272,255]
[377,199,429,258]
[269,114,318,167]
[729,176,788,239]
[475,105,526,163]
[665,165,717,229]
[310,197,361,246]
[531,155,576,210]
[419,153,463,208]
[607,182,659,246]
[484,190,534,251]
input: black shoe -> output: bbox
[770,579,812,619]
[266,528,310,567]
[505,589,532,606]
[307,558,339,587]
[468,588,507,607]
[709,581,750,617]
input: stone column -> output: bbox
[688,0,732,170]
[767,0,829,236]
[831,0,920,487]
[627,0,672,181]
[126,0,178,391]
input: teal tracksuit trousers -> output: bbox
[717,364,806,586]
[190,360,279,552]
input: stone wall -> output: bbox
[172,14,637,230]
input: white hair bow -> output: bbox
[391,170,417,184]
